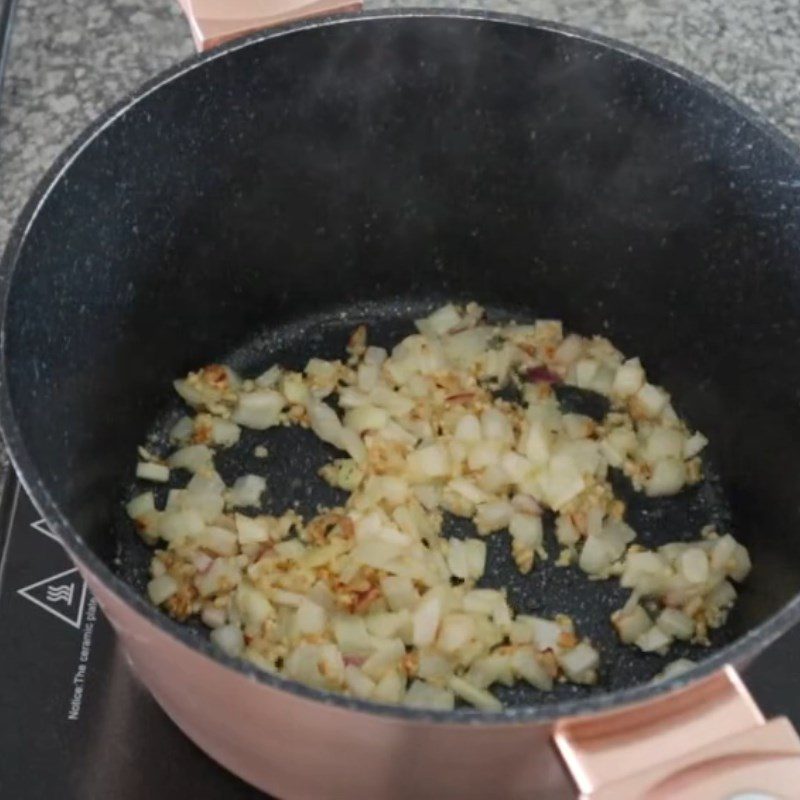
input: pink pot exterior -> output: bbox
[80,561,573,799]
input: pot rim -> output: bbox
[2,7,800,725]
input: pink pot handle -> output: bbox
[177,0,363,52]
[554,665,800,799]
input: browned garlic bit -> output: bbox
[127,302,750,709]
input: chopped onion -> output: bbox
[404,680,455,710]
[232,389,285,430]
[635,626,672,654]
[412,593,442,647]
[136,461,170,483]
[227,474,266,508]
[126,492,155,519]
[611,358,645,399]
[653,658,695,682]
[656,608,694,640]
[147,574,178,605]
[210,624,245,658]
[168,444,213,474]
[345,404,389,433]
[408,444,451,480]
[557,642,599,683]
[511,645,553,691]
[645,458,687,497]
[449,676,502,711]
[630,383,669,419]
[612,604,652,644]
[136,303,751,710]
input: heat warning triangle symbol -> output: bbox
[17,567,88,629]
[30,516,62,545]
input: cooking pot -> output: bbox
[3,4,800,798]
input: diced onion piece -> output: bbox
[509,513,543,549]
[555,515,579,547]
[554,334,584,365]
[541,453,585,510]
[416,304,461,337]
[437,613,475,653]
[706,580,737,612]
[653,658,695,682]
[474,501,513,535]
[729,544,752,582]
[612,604,652,644]
[448,478,489,505]
[579,534,612,576]
[344,666,375,699]
[501,452,532,484]
[127,492,156,519]
[168,444,213,474]
[210,624,245,657]
[227,474,266,508]
[363,346,387,366]
[630,383,669,419]
[169,416,194,443]
[645,458,687,497]
[572,358,598,389]
[372,669,406,704]
[232,389,285,430]
[361,639,405,681]
[611,358,645,399]
[338,428,368,465]
[656,608,695,640]
[201,604,227,629]
[520,423,550,469]
[136,461,170,483]
[679,547,709,584]
[511,646,553,691]
[635,626,672,654]
[209,418,241,447]
[194,557,242,597]
[344,404,389,433]
[370,386,416,417]
[147,574,179,605]
[281,372,309,405]
[481,407,514,443]
[711,534,737,573]
[557,642,599,683]
[255,364,282,388]
[449,676,502,711]
[333,616,374,655]
[408,444,451,480]
[237,582,275,630]
[235,513,271,545]
[413,593,442,647]
[466,653,513,689]
[404,680,455,710]
[454,414,482,442]
[366,610,411,640]
[295,598,327,635]
[447,538,486,580]
[642,427,684,462]
[684,431,708,459]
[196,525,238,556]
[380,576,419,611]
[158,509,204,543]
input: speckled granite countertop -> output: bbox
[0,0,798,249]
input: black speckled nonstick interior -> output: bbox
[3,10,800,720]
